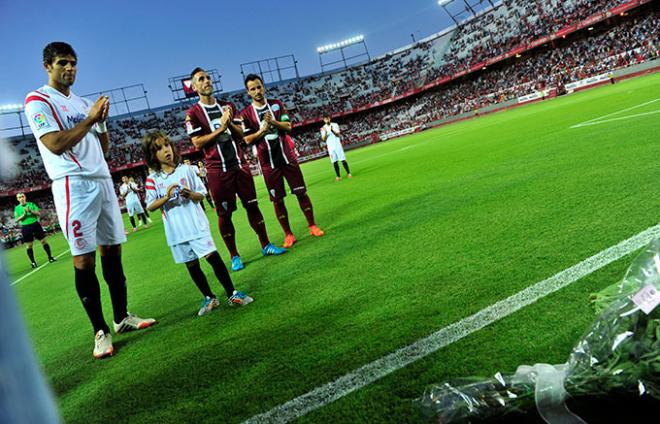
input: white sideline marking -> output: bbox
[244,224,660,424]
[570,98,660,128]
[10,250,70,287]
[570,110,660,128]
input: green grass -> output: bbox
[5,72,660,423]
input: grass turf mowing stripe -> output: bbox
[10,249,70,287]
[244,223,660,424]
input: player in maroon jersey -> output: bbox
[241,74,324,249]
[185,68,285,271]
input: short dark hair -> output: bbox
[142,131,181,172]
[43,42,77,65]
[244,74,263,87]
[190,67,205,81]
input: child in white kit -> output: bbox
[142,131,253,316]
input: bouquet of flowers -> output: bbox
[417,239,660,423]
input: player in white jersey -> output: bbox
[143,131,253,316]
[119,175,149,232]
[183,159,209,211]
[130,176,153,224]
[320,114,352,181]
[196,160,215,209]
[23,42,155,359]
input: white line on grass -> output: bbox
[10,250,70,287]
[244,223,660,424]
[571,98,660,128]
[571,110,660,129]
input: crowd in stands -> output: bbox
[293,11,658,154]
[1,1,657,200]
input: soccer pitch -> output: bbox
[5,72,660,423]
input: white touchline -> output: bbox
[571,98,660,128]
[10,250,70,287]
[244,223,660,424]
[571,110,660,129]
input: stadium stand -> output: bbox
[1,0,657,239]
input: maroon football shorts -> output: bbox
[207,167,258,213]
[262,163,307,201]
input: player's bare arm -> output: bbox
[180,188,204,203]
[227,120,244,138]
[226,109,244,138]
[98,99,110,153]
[264,111,292,133]
[40,96,109,155]
[190,108,232,149]
[244,121,271,145]
[191,128,225,149]
[147,184,179,211]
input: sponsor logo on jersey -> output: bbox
[33,113,49,129]
[67,113,87,126]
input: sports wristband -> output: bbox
[95,121,108,133]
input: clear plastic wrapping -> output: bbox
[418,239,660,423]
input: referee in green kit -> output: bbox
[14,192,56,268]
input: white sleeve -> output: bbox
[332,123,340,134]
[119,185,128,196]
[145,180,159,206]
[144,174,161,206]
[24,99,60,140]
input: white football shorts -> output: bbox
[52,177,127,255]
[170,234,217,264]
[329,147,346,163]
[126,198,145,216]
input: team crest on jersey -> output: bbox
[74,238,87,250]
[33,113,49,129]
[270,189,277,198]
[221,201,228,211]
[271,104,280,112]
[60,105,69,112]
[180,178,187,186]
